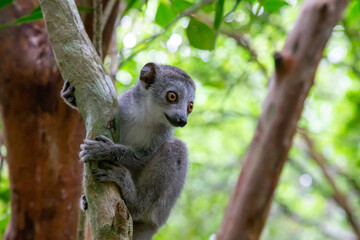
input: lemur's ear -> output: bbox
[140,62,157,89]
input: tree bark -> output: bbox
[0,0,120,239]
[217,0,348,239]
[0,1,84,239]
[39,0,132,239]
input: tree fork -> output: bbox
[217,0,348,239]
[39,0,132,239]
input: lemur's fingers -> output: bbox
[95,135,113,143]
[62,86,74,95]
[92,169,111,182]
[64,80,71,89]
[99,160,117,169]
[79,149,95,162]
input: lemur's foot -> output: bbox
[80,194,88,211]
[80,135,117,162]
[61,81,77,108]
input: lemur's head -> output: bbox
[139,62,195,127]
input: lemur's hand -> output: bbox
[80,135,117,162]
[61,81,77,108]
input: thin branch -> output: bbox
[299,129,360,240]
[102,0,118,32]
[332,165,360,197]
[93,0,103,58]
[118,0,216,69]
[277,201,356,240]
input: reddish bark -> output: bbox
[0,0,120,239]
[217,0,348,240]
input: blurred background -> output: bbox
[0,0,359,239]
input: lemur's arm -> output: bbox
[91,138,188,227]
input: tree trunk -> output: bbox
[217,0,348,239]
[0,1,84,239]
[0,0,120,239]
[39,0,132,239]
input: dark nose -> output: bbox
[178,118,187,127]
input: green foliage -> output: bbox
[155,2,176,27]
[1,0,360,239]
[262,0,289,12]
[0,0,13,10]
[114,0,360,239]
[172,0,192,12]
[186,18,216,50]
[214,0,225,30]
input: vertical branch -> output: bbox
[39,0,132,239]
[217,0,348,239]
[93,0,103,58]
[299,129,360,240]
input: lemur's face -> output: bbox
[140,63,195,127]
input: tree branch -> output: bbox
[217,1,348,239]
[299,129,360,239]
[39,0,132,239]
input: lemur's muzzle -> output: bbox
[165,114,187,127]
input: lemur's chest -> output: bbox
[119,121,154,152]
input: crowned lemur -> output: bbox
[61,62,195,240]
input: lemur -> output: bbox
[61,62,195,240]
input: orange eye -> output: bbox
[188,102,193,113]
[167,91,177,103]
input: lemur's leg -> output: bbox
[61,81,77,109]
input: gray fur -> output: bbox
[62,63,195,240]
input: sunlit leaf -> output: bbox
[172,0,192,13]
[345,0,360,24]
[155,2,176,27]
[262,0,289,12]
[121,0,139,18]
[186,18,216,50]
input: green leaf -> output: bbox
[186,18,216,50]
[262,0,289,12]
[345,0,360,24]
[172,0,192,13]
[0,0,13,9]
[0,5,93,30]
[0,6,42,29]
[121,0,139,18]
[214,0,225,30]
[155,2,176,27]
